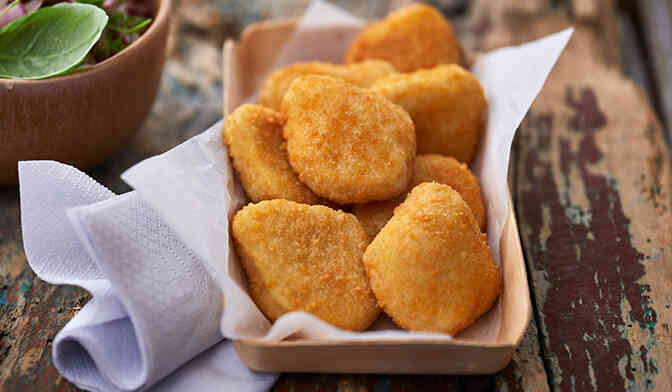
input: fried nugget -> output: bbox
[222,104,322,204]
[282,75,416,204]
[353,154,486,237]
[232,200,380,331]
[352,196,402,239]
[345,3,462,72]
[371,64,487,163]
[362,183,501,335]
[259,60,396,110]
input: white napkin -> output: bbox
[19,161,276,392]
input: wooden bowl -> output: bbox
[0,0,171,185]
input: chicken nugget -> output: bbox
[352,196,402,239]
[282,75,416,204]
[222,104,322,204]
[371,64,487,163]
[259,60,396,110]
[232,200,379,331]
[353,154,486,237]
[363,182,500,335]
[345,3,462,72]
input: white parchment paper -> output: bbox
[123,0,572,343]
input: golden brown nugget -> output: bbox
[363,183,501,335]
[353,154,486,237]
[371,64,487,163]
[345,3,461,72]
[222,104,322,204]
[352,197,402,239]
[259,60,396,110]
[232,200,380,331]
[282,75,416,204]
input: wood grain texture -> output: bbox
[273,374,461,392]
[523,64,671,392]
[474,0,672,391]
[511,12,671,392]
[493,321,550,392]
[619,12,655,99]
[636,0,672,141]
[518,65,672,391]
[0,189,90,392]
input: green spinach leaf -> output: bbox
[0,3,108,79]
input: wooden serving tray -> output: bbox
[222,20,531,375]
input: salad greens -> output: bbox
[0,3,108,79]
[0,0,153,80]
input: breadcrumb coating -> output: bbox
[222,104,323,204]
[371,64,487,163]
[259,60,396,110]
[282,75,416,204]
[345,3,462,72]
[362,183,500,335]
[353,154,486,237]
[232,200,380,331]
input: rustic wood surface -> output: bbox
[635,0,672,142]
[1,0,670,391]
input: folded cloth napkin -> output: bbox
[19,161,277,392]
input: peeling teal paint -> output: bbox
[564,205,592,226]
[565,343,573,360]
[19,278,32,294]
[650,247,664,261]
[586,349,598,391]
[570,375,576,392]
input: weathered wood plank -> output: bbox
[619,12,655,100]
[474,0,672,390]
[0,189,89,392]
[571,0,620,67]
[635,0,672,141]
[517,65,672,391]
[493,320,551,392]
[273,374,461,392]
[514,17,672,392]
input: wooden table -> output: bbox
[1,0,670,390]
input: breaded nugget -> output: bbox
[345,3,462,72]
[363,183,500,335]
[232,200,379,331]
[353,154,486,237]
[282,75,416,204]
[413,155,486,229]
[259,60,396,110]
[371,64,487,163]
[222,104,322,204]
[352,196,402,239]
